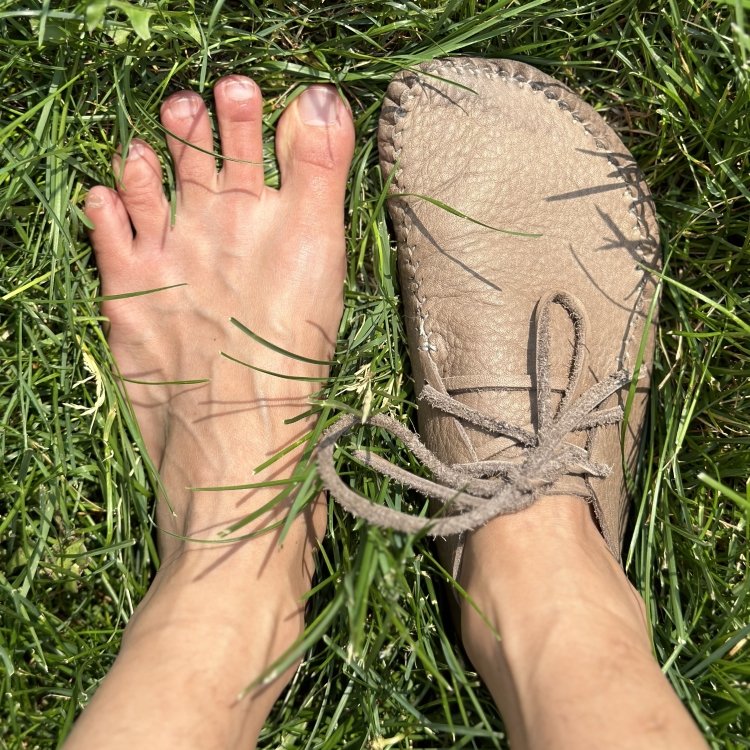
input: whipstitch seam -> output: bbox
[385,57,657,376]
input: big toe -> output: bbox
[276,85,355,222]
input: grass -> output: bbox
[1,0,749,747]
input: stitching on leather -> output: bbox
[447,59,650,251]
[385,57,656,376]
[380,58,657,479]
[383,72,478,460]
[405,245,435,352]
[386,81,435,353]
[439,57,654,544]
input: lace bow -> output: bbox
[317,291,631,535]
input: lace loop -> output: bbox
[317,292,630,536]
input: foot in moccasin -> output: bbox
[322,58,707,749]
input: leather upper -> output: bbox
[378,58,660,561]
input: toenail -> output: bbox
[85,191,106,209]
[222,77,256,103]
[298,85,340,126]
[126,140,147,160]
[168,94,201,119]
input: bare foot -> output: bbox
[67,79,353,748]
[85,77,353,570]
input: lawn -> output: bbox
[1,1,749,748]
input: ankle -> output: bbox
[459,495,650,677]
[128,549,309,661]
[460,539,652,749]
[461,494,600,570]
[91,554,306,750]
[459,494,630,605]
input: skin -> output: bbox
[461,497,708,750]
[66,77,355,749]
[65,76,708,750]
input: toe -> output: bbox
[275,85,355,221]
[160,91,217,202]
[113,139,170,245]
[214,75,264,195]
[85,186,134,270]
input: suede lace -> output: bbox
[317,291,631,535]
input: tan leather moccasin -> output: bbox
[319,58,660,579]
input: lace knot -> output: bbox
[317,291,632,537]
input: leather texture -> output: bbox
[377,57,660,569]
